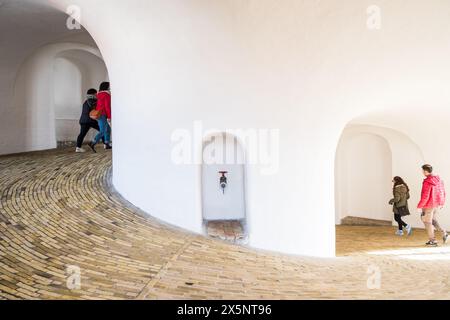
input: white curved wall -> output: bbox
[4,0,450,257]
[336,132,393,223]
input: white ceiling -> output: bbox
[0,0,84,48]
[0,0,95,118]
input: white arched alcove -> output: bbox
[10,42,108,151]
[202,133,246,222]
[53,57,83,142]
[53,49,108,143]
[336,131,393,223]
[336,124,426,229]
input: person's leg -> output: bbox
[422,208,436,242]
[394,214,403,231]
[77,125,90,148]
[89,122,104,144]
[433,219,444,233]
[432,209,448,243]
[104,121,111,145]
[91,121,100,132]
[399,217,408,229]
[93,117,106,145]
[431,209,445,233]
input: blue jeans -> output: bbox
[93,115,111,145]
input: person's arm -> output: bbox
[418,182,431,209]
[88,100,97,111]
[96,97,103,113]
[105,95,112,120]
[393,189,401,205]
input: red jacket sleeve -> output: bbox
[96,93,112,120]
[104,95,111,119]
[418,181,431,209]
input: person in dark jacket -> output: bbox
[76,89,100,153]
[389,176,413,236]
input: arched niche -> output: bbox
[201,132,247,241]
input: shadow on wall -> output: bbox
[6,43,108,154]
[335,124,425,229]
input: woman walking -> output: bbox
[389,176,413,236]
[89,82,112,153]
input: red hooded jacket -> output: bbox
[96,91,111,119]
[418,175,446,209]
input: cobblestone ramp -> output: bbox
[1,149,450,300]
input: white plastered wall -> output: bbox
[10,0,450,257]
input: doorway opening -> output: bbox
[53,49,109,147]
[0,0,110,155]
[201,132,248,243]
[335,124,426,256]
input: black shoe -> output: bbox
[426,240,438,247]
[104,144,112,150]
[88,142,97,153]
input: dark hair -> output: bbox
[393,176,410,192]
[99,82,110,91]
[87,88,97,95]
[422,164,433,174]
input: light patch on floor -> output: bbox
[336,225,450,260]
[206,220,246,244]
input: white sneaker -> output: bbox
[405,225,413,236]
[76,147,86,153]
[396,230,404,236]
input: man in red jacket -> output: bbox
[418,164,448,246]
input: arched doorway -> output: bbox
[336,124,425,227]
[335,124,427,255]
[0,0,109,155]
[201,132,247,243]
[335,131,393,224]
[53,49,109,146]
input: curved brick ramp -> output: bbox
[1,149,450,300]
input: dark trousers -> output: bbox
[394,214,408,231]
[77,122,100,148]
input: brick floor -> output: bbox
[1,148,450,300]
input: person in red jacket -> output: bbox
[418,164,448,246]
[89,82,112,152]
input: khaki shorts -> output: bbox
[422,208,440,224]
